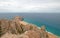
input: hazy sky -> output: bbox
[0,0,60,13]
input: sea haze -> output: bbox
[0,13,60,36]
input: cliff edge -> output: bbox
[0,16,57,38]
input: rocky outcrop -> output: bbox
[19,30,40,38]
[0,16,57,38]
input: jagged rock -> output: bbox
[0,16,57,38]
[9,20,18,34]
[14,16,24,21]
[40,25,46,31]
[39,25,49,38]
[20,30,40,38]
[1,32,19,38]
[0,19,9,36]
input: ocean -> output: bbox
[0,13,60,36]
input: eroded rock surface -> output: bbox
[0,16,57,38]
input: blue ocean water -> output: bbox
[0,13,60,36]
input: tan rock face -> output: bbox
[39,25,48,38]
[14,16,23,21]
[0,16,57,38]
[48,33,57,38]
[24,30,40,38]
[0,19,10,35]
[1,32,19,38]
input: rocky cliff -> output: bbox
[0,16,57,38]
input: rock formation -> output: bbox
[0,16,57,38]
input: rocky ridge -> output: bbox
[0,16,57,38]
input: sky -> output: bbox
[0,0,60,13]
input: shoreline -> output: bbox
[22,21,59,38]
[0,16,59,38]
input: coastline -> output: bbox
[0,16,58,38]
[20,21,58,38]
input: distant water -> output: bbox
[0,13,60,36]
